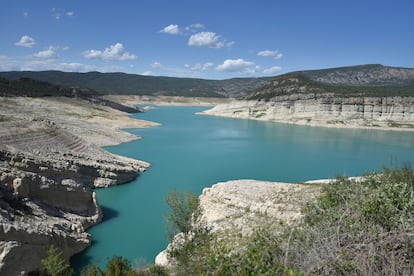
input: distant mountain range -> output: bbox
[0,70,270,98]
[1,64,413,99]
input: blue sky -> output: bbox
[1,0,413,79]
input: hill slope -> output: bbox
[247,65,414,101]
[297,64,414,86]
[1,64,413,100]
[0,77,142,113]
[0,71,271,98]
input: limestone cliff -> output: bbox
[202,95,414,130]
[0,97,152,275]
[155,180,320,267]
[207,65,414,129]
[0,149,102,274]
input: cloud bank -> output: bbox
[34,46,59,59]
[216,59,254,72]
[82,43,137,61]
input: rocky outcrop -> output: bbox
[0,148,102,275]
[202,95,414,130]
[155,180,320,267]
[0,97,152,275]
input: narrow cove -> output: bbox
[72,105,414,270]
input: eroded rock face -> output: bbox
[0,149,103,274]
[198,180,319,234]
[0,102,149,274]
[155,180,320,267]
[202,95,414,129]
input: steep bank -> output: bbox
[0,97,156,274]
[202,95,414,130]
[156,180,321,266]
[202,65,414,130]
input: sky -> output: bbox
[1,0,413,80]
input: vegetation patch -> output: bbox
[164,166,414,275]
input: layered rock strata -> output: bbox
[0,148,102,275]
[0,97,151,274]
[202,95,414,130]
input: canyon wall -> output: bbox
[202,94,414,129]
[0,97,151,275]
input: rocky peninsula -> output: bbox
[0,96,156,274]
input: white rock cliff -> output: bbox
[202,95,414,129]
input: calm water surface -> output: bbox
[72,106,414,270]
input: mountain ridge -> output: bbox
[0,70,271,98]
[1,64,413,99]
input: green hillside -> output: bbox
[1,64,413,100]
[0,71,272,98]
[247,65,414,101]
[0,77,74,97]
[0,77,141,113]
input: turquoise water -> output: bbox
[72,106,414,270]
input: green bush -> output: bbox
[288,165,414,275]
[41,245,73,276]
[81,256,138,276]
[164,190,200,240]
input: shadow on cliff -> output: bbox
[100,205,119,223]
[71,205,120,274]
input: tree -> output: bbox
[41,245,73,276]
[164,190,200,240]
[81,256,138,276]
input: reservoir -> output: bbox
[72,105,414,270]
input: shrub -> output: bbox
[81,256,138,276]
[287,165,414,275]
[164,190,200,240]
[41,245,73,276]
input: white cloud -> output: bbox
[188,32,229,48]
[23,11,29,18]
[148,61,212,78]
[142,70,154,76]
[160,24,180,35]
[185,23,205,33]
[263,66,282,74]
[15,35,36,48]
[257,50,283,59]
[52,8,75,19]
[150,61,162,69]
[34,46,59,59]
[82,43,137,61]
[0,55,126,72]
[190,23,204,29]
[189,62,214,71]
[216,59,254,72]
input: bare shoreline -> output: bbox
[102,95,231,107]
[200,101,414,133]
[200,111,414,132]
[0,96,160,147]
